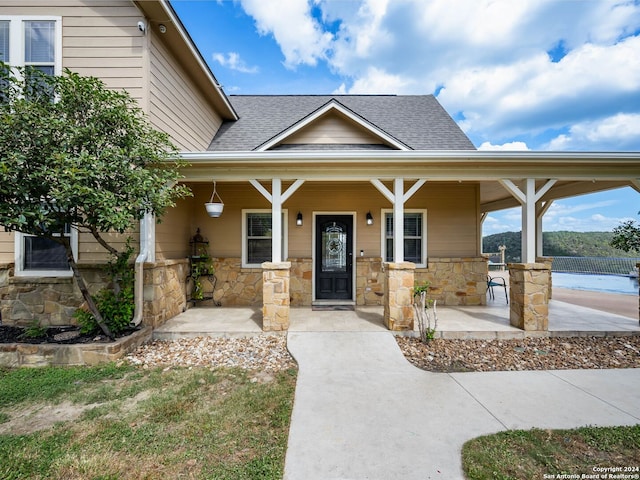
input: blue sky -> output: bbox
[170,0,640,235]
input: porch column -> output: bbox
[262,261,291,331]
[383,262,415,330]
[536,200,553,257]
[499,179,556,263]
[371,178,426,263]
[509,262,550,331]
[249,179,305,263]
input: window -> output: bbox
[383,210,427,267]
[15,228,78,278]
[0,21,8,63]
[0,16,61,72]
[242,210,288,267]
[3,16,65,276]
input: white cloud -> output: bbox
[212,52,259,74]
[546,113,640,151]
[339,66,413,94]
[438,35,640,141]
[234,0,640,148]
[239,0,333,68]
[478,141,530,151]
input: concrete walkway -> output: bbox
[283,331,640,480]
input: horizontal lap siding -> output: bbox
[408,184,480,257]
[156,196,196,260]
[0,232,14,264]
[2,2,146,99]
[77,230,139,263]
[149,34,223,150]
[0,2,145,264]
[177,182,479,260]
[283,114,383,145]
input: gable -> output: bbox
[278,112,386,146]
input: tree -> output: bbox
[610,218,640,254]
[0,64,191,339]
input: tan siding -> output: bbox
[283,113,384,145]
[176,182,480,261]
[0,232,14,264]
[149,32,223,151]
[2,1,146,100]
[156,196,197,260]
[77,230,139,263]
[408,183,480,257]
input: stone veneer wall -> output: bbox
[262,262,291,331]
[207,256,487,307]
[212,257,383,307]
[0,263,109,326]
[290,258,312,306]
[142,259,189,329]
[210,258,263,306]
[509,262,550,331]
[383,262,415,330]
[356,257,384,305]
[415,257,488,306]
[0,260,189,329]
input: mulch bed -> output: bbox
[0,325,138,344]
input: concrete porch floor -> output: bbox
[152,288,640,340]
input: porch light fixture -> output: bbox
[296,212,303,226]
[366,211,374,225]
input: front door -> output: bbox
[315,215,353,300]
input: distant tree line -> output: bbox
[483,231,639,263]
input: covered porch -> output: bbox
[153,286,640,340]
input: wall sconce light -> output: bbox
[296,212,303,226]
[366,211,373,225]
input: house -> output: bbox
[1,0,639,333]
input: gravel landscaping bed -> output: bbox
[125,334,640,374]
[396,336,640,372]
[126,335,297,372]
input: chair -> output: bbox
[487,275,508,303]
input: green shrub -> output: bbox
[75,242,135,335]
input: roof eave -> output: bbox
[135,0,238,120]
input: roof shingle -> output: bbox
[208,95,476,151]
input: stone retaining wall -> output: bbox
[0,327,152,367]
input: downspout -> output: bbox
[131,213,155,327]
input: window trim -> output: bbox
[5,15,64,277]
[14,228,78,278]
[380,209,428,268]
[241,209,288,268]
[0,16,62,74]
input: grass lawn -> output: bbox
[0,363,297,480]
[462,425,640,480]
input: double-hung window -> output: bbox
[242,210,288,268]
[2,16,67,276]
[382,210,427,267]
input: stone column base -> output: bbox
[262,262,291,331]
[383,262,415,331]
[508,263,550,331]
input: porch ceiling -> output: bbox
[179,150,640,213]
